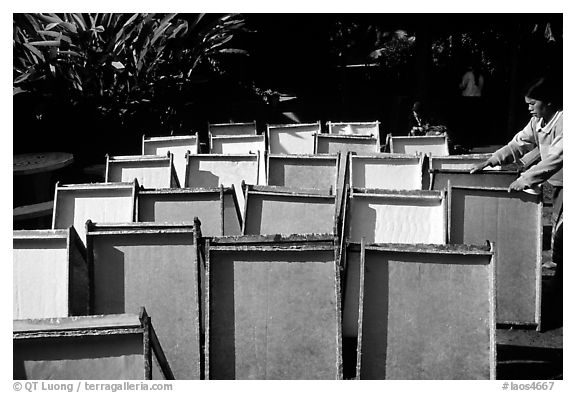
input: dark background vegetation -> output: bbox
[13,13,562,168]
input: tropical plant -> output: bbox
[13,13,249,130]
[328,20,415,68]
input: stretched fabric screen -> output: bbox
[137,187,242,236]
[316,134,379,155]
[343,189,447,339]
[243,185,336,236]
[52,181,137,244]
[87,223,203,379]
[346,189,447,244]
[349,153,423,190]
[209,135,266,184]
[106,154,179,188]
[356,243,496,380]
[13,228,88,320]
[206,235,342,380]
[185,153,259,217]
[267,122,320,154]
[448,185,542,328]
[13,310,173,380]
[209,122,257,136]
[327,121,380,144]
[143,134,198,187]
[430,169,519,191]
[389,135,449,156]
[267,154,338,193]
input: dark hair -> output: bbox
[525,76,562,107]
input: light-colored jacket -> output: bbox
[460,71,484,97]
[488,111,563,187]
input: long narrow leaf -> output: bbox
[46,13,63,22]
[120,13,140,31]
[101,13,111,30]
[24,42,45,58]
[169,21,188,39]
[115,13,140,47]
[14,67,44,84]
[61,13,72,24]
[18,46,40,66]
[21,14,43,35]
[14,73,31,85]
[58,21,78,34]
[150,14,177,46]
[70,13,88,31]
[189,13,205,30]
[58,50,83,57]
[217,48,248,55]
[35,14,61,25]
[59,34,72,44]
[29,40,61,47]
[159,13,177,28]
[38,30,61,38]
[150,23,171,47]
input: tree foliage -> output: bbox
[13,13,249,130]
[328,20,416,68]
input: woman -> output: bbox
[408,101,430,136]
[471,76,563,293]
[460,64,484,97]
[459,64,486,146]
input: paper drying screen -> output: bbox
[359,250,492,379]
[348,196,445,244]
[208,249,339,379]
[13,239,68,319]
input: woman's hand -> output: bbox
[508,178,530,193]
[470,160,492,174]
[410,126,424,136]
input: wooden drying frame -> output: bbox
[428,153,490,169]
[85,220,202,312]
[353,241,496,380]
[13,227,88,317]
[386,134,449,156]
[326,121,381,146]
[447,183,543,330]
[203,233,343,380]
[52,180,139,230]
[136,185,243,235]
[13,307,175,380]
[85,220,204,378]
[340,187,447,338]
[105,152,180,188]
[428,168,520,191]
[348,152,425,190]
[241,183,339,236]
[208,121,258,136]
[346,187,449,245]
[266,121,322,154]
[208,133,265,153]
[428,154,523,171]
[183,152,260,188]
[142,133,199,155]
[266,153,339,191]
[314,133,380,154]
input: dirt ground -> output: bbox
[497,265,563,380]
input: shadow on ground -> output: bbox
[496,275,563,380]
